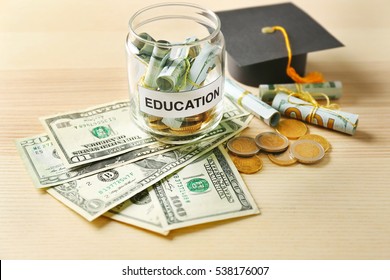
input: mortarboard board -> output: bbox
[216,3,344,86]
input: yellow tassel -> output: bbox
[262,25,325,83]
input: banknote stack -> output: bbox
[16,97,260,235]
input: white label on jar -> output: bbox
[138,76,223,118]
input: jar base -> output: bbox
[151,133,207,144]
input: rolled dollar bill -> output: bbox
[176,36,200,59]
[156,57,188,92]
[131,32,155,62]
[15,134,177,188]
[143,40,171,89]
[272,92,358,135]
[225,78,280,127]
[259,81,343,103]
[185,42,219,90]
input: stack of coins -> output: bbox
[226,118,331,173]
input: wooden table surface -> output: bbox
[1,0,389,260]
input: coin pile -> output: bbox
[227,118,331,173]
[227,137,262,174]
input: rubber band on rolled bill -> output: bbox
[271,92,358,135]
[224,77,280,127]
[259,81,343,103]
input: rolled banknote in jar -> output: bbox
[259,81,343,103]
[272,92,358,135]
[185,42,219,90]
[156,58,188,92]
[131,32,156,63]
[176,36,200,59]
[143,40,171,89]
[225,78,280,127]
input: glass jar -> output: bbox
[126,3,225,144]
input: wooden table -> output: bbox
[1,0,389,259]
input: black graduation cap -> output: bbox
[216,2,343,86]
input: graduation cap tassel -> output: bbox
[262,26,325,84]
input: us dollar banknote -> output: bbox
[40,101,158,169]
[259,81,343,103]
[16,134,175,188]
[104,189,169,235]
[272,92,358,135]
[40,99,249,169]
[150,145,260,230]
[16,121,236,188]
[46,120,247,221]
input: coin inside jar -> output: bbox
[254,131,289,153]
[290,139,325,164]
[227,136,260,157]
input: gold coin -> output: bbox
[146,115,163,122]
[276,119,308,139]
[298,134,330,152]
[202,109,214,123]
[290,139,325,164]
[255,131,289,153]
[232,155,263,174]
[268,147,297,166]
[184,114,204,122]
[227,136,260,157]
[169,121,202,134]
[148,121,169,130]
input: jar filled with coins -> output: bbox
[126,3,225,143]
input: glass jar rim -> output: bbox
[128,2,221,48]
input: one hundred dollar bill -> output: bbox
[104,189,169,235]
[40,101,159,169]
[16,121,236,188]
[150,145,260,230]
[272,92,358,135]
[46,119,247,221]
